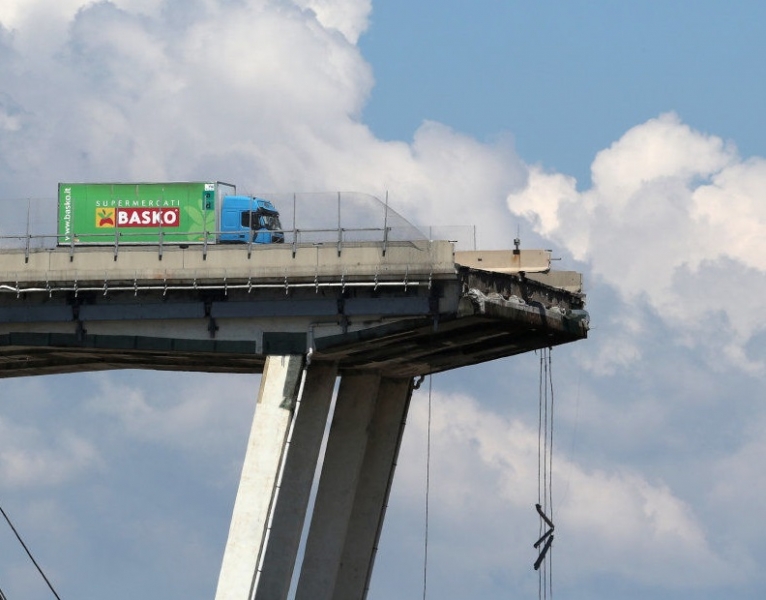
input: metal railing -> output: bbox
[0,192,478,260]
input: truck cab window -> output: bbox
[242,211,282,231]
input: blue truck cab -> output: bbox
[219,195,284,244]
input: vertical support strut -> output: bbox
[335,376,414,600]
[294,372,381,600]
[214,354,304,600]
[217,368,415,600]
[253,361,339,600]
[294,373,413,600]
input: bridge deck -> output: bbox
[0,242,587,378]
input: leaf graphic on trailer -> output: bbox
[186,206,214,228]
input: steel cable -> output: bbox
[0,503,62,600]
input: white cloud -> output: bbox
[560,469,732,587]
[0,0,526,251]
[578,309,644,375]
[0,417,102,487]
[1,0,377,185]
[85,372,256,459]
[709,411,766,545]
[294,0,372,43]
[590,113,734,207]
[508,112,766,370]
[387,390,734,591]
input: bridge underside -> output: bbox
[0,307,584,379]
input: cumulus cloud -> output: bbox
[5,2,764,599]
[508,112,766,370]
[85,372,256,460]
[0,417,102,487]
[387,390,733,591]
[2,0,376,185]
[709,411,766,551]
[294,0,372,43]
[0,0,524,249]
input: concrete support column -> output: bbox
[295,372,382,600]
[294,373,414,600]
[254,361,338,600]
[334,377,414,599]
[214,355,304,600]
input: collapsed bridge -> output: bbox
[0,239,587,599]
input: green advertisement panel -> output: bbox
[57,182,218,244]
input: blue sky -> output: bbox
[2,1,766,599]
[362,1,766,184]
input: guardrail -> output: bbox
[0,225,443,262]
[0,191,478,260]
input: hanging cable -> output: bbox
[422,373,433,600]
[0,502,63,600]
[534,348,555,599]
[548,350,555,598]
[548,349,556,596]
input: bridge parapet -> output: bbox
[0,240,456,288]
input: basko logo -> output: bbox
[96,208,115,227]
[96,207,181,228]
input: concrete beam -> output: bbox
[294,372,382,600]
[214,354,304,600]
[455,249,551,274]
[526,270,584,293]
[254,361,339,600]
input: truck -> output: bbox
[57,182,284,245]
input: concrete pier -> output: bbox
[215,364,413,600]
[333,377,413,599]
[214,355,304,600]
[253,361,339,600]
[294,372,383,599]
